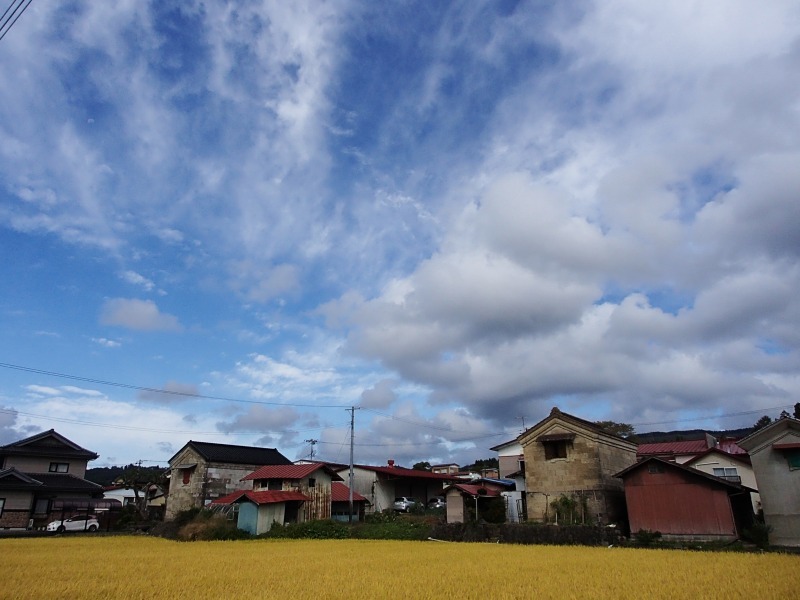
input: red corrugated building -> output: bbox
[616,457,755,541]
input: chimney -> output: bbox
[388,459,395,467]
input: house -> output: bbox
[330,482,368,522]
[683,448,760,514]
[738,417,800,547]
[103,484,166,511]
[444,482,506,524]
[335,460,457,513]
[637,434,747,464]
[491,436,527,521]
[165,440,292,519]
[616,457,755,541]
[211,489,310,535]
[0,430,104,529]
[211,468,366,534]
[431,463,460,475]
[242,462,343,522]
[518,407,638,525]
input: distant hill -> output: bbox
[634,427,755,444]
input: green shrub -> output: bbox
[743,522,772,550]
[261,519,350,540]
[634,529,662,547]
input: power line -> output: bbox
[0,407,347,437]
[0,0,33,42]
[0,362,347,409]
[629,404,795,428]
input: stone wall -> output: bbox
[165,448,259,519]
[521,420,636,525]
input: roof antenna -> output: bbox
[304,439,318,460]
[516,415,526,433]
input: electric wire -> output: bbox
[0,0,32,42]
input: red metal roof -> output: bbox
[211,490,309,506]
[243,462,342,481]
[446,483,502,497]
[684,447,751,466]
[717,439,747,455]
[637,439,710,456]
[350,464,458,480]
[330,482,366,503]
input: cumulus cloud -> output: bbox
[216,405,300,435]
[100,298,182,332]
[359,379,398,409]
[120,270,155,292]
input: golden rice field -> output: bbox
[1,537,797,600]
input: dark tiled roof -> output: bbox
[0,429,98,460]
[331,482,366,503]
[177,441,292,466]
[243,463,343,482]
[24,472,104,493]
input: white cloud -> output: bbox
[99,298,182,332]
[120,270,155,292]
[92,337,121,348]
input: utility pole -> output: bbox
[347,406,357,524]
[304,439,318,460]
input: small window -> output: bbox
[182,468,193,485]
[49,463,69,473]
[544,441,568,460]
[787,449,800,470]
[34,498,49,514]
[308,478,316,488]
[518,459,526,472]
[648,463,665,474]
[267,479,282,491]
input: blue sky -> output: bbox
[1,1,799,467]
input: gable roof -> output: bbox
[684,447,752,467]
[0,467,44,488]
[169,441,292,467]
[519,407,638,449]
[0,468,103,494]
[331,482,367,503]
[242,462,343,482]
[615,457,756,493]
[738,417,800,453]
[637,439,710,457]
[210,489,309,506]
[0,429,99,461]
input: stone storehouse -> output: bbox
[165,440,291,520]
[519,407,637,525]
[738,417,800,547]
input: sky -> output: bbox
[1,1,799,468]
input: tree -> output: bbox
[412,461,431,471]
[779,410,791,420]
[117,463,167,519]
[753,415,772,430]
[595,420,637,441]
[795,403,800,420]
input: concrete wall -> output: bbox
[445,488,466,523]
[748,431,800,546]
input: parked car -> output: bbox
[393,497,421,512]
[47,515,100,533]
[427,497,446,510]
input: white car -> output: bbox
[47,515,100,533]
